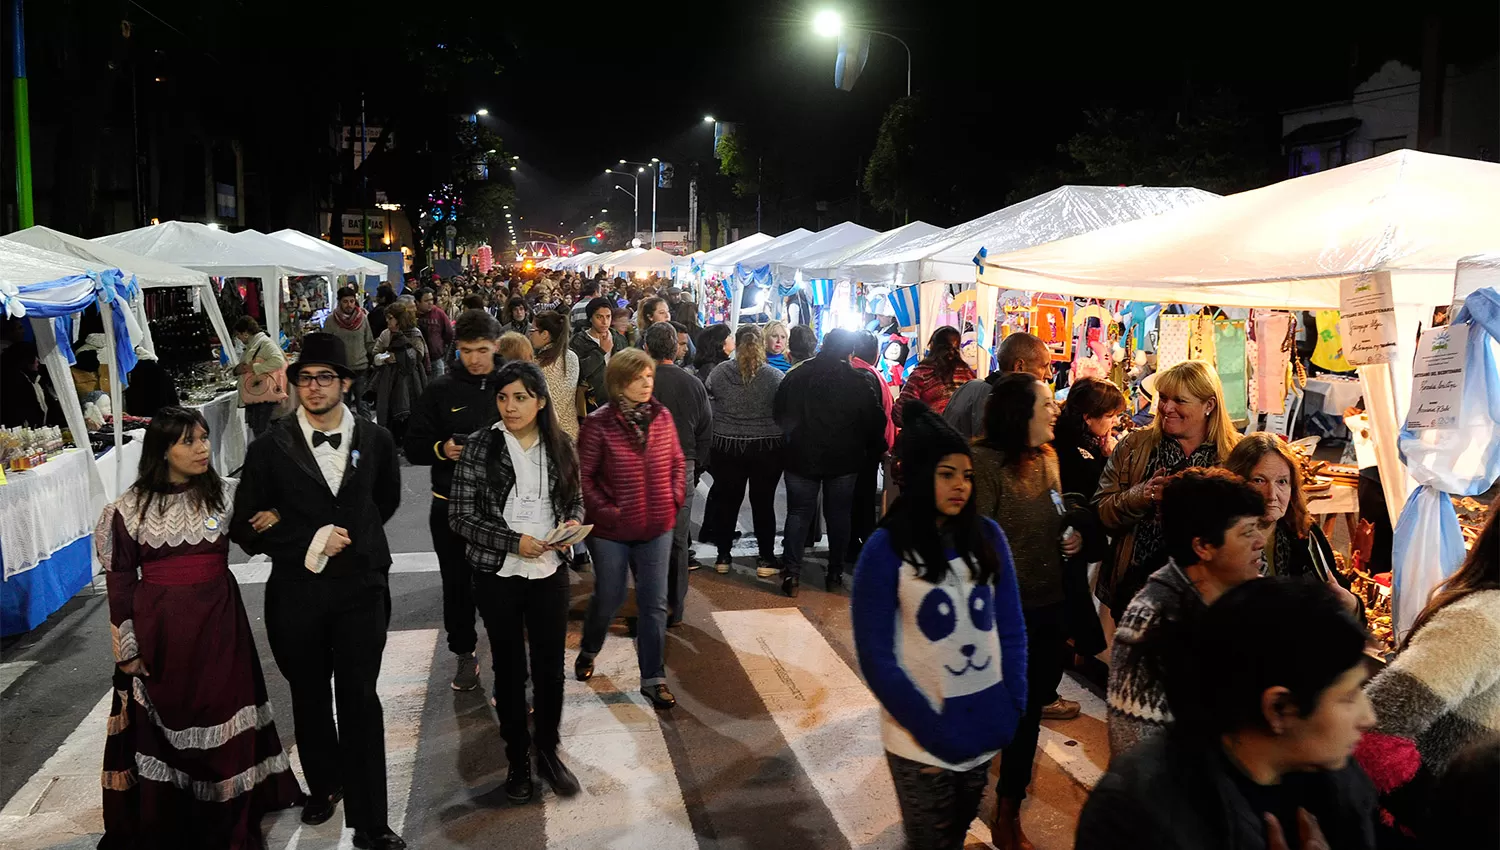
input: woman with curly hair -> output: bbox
[894,326,975,426]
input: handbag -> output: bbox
[239,360,289,405]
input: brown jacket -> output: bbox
[1092,429,1157,608]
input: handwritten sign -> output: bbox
[1338,272,1398,366]
[1404,324,1468,431]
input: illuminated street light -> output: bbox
[206,222,221,230]
[475,108,489,116]
[812,10,842,37]
[509,166,517,171]
[703,115,715,123]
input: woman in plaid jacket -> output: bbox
[448,361,584,806]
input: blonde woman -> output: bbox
[704,325,784,575]
[1094,360,1239,617]
[764,320,792,372]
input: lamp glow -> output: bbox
[812,10,842,37]
[703,115,715,123]
[475,108,489,116]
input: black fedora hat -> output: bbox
[289,332,355,380]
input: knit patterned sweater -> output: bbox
[1357,590,1500,798]
[1106,560,1205,757]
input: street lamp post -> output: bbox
[605,168,639,241]
[813,11,912,98]
[618,159,660,248]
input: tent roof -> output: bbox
[232,229,340,275]
[612,248,677,273]
[979,151,1500,309]
[713,229,818,271]
[0,237,119,287]
[770,222,879,271]
[850,185,1220,286]
[599,247,646,268]
[95,221,304,280]
[796,220,946,278]
[4,225,206,289]
[695,232,776,269]
[269,229,388,278]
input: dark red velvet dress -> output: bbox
[94,480,303,849]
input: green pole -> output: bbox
[12,0,35,227]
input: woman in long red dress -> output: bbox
[95,407,303,849]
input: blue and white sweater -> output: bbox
[852,519,1028,770]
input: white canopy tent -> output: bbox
[269,229,389,286]
[96,222,314,345]
[4,226,234,370]
[612,248,677,275]
[846,186,1221,288]
[794,220,945,282]
[562,251,599,271]
[977,150,1500,529]
[694,232,776,273]
[768,222,879,287]
[708,228,816,276]
[598,247,647,272]
[232,229,341,311]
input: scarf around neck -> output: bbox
[615,398,655,449]
[332,303,367,331]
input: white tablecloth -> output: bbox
[97,429,147,501]
[0,449,99,579]
[1305,377,1364,416]
[187,391,247,476]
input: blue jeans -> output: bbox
[781,470,858,579]
[580,532,673,686]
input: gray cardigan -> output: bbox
[705,359,783,453]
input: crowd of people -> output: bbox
[90,264,1498,850]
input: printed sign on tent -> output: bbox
[1404,324,1469,431]
[1338,272,1398,365]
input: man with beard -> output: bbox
[323,286,377,417]
[229,332,405,850]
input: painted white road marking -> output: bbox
[544,646,696,848]
[1,630,437,850]
[0,660,38,695]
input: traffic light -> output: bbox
[593,230,603,243]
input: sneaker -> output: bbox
[755,558,779,578]
[714,560,731,574]
[452,653,480,692]
[1040,698,1081,720]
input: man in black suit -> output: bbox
[229,332,405,850]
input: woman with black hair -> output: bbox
[448,361,585,804]
[894,326,975,426]
[970,373,1085,848]
[787,324,817,368]
[852,401,1027,850]
[692,323,733,383]
[96,407,303,847]
[1077,578,1378,850]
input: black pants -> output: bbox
[847,459,881,561]
[887,751,990,850]
[264,576,390,831]
[781,470,858,579]
[707,445,783,562]
[997,603,1069,801]
[473,567,569,765]
[429,498,478,656]
[667,460,696,624]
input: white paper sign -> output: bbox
[1404,324,1468,430]
[1339,272,1399,365]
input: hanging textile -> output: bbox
[887,284,920,330]
[1157,314,1192,373]
[809,279,835,307]
[1214,320,1248,421]
[1253,313,1292,413]
[1310,309,1354,372]
[1187,314,1216,364]
[1392,287,1500,639]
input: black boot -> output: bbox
[782,575,800,598]
[505,756,535,804]
[352,828,407,850]
[574,653,595,681]
[536,748,581,796]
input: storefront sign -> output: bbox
[1338,272,1398,365]
[1404,324,1468,430]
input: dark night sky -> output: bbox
[481,0,1494,232]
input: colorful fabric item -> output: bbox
[1106,560,1205,755]
[330,303,366,332]
[1310,309,1354,372]
[1155,315,1191,373]
[1214,320,1248,422]
[1255,313,1292,413]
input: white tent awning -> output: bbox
[269,229,389,280]
[708,229,815,274]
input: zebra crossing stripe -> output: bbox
[544,647,697,848]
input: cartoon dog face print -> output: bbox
[914,581,1002,699]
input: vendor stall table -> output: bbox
[1304,377,1364,416]
[1308,480,1360,545]
[98,429,147,500]
[0,448,100,636]
[187,390,247,476]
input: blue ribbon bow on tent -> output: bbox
[1391,288,1500,638]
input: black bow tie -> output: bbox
[312,431,342,450]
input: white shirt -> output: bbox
[299,404,355,573]
[497,425,559,579]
